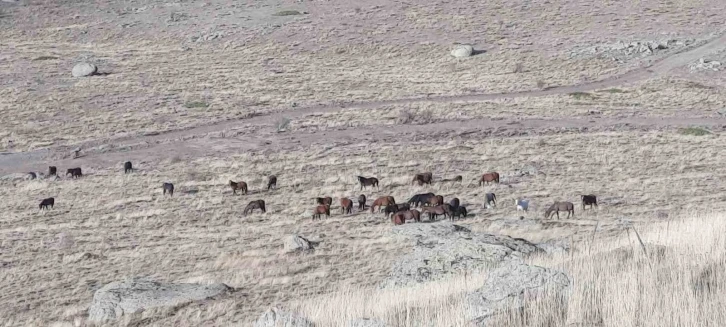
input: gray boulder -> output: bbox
[451,44,474,58]
[283,234,313,253]
[349,318,386,327]
[467,261,570,325]
[254,306,314,327]
[88,277,232,323]
[381,223,543,288]
[72,62,98,77]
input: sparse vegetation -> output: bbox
[273,10,302,16]
[397,109,434,125]
[679,126,711,136]
[569,92,596,100]
[184,101,209,109]
[32,56,58,61]
[276,117,291,132]
[598,88,626,93]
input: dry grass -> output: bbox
[287,212,726,326]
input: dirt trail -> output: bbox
[2,32,726,175]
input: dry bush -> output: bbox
[397,109,435,125]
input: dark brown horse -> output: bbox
[412,172,433,186]
[312,205,330,220]
[39,197,54,210]
[244,200,266,216]
[421,204,453,221]
[391,212,406,225]
[384,203,411,218]
[545,201,575,219]
[581,195,598,211]
[400,209,421,222]
[267,175,277,190]
[371,196,396,213]
[452,206,468,219]
[162,183,174,196]
[124,161,133,174]
[340,198,353,214]
[357,176,380,190]
[48,166,57,177]
[448,197,460,209]
[358,194,366,210]
[452,175,463,183]
[66,167,82,179]
[315,196,333,206]
[229,180,248,195]
[479,172,500,186]
[407,193,435,207]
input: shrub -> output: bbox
[276,117,291,132]
[273,10,302,16]
[569,92,595,100]
[184,101,209,109]
[678,127,711,136]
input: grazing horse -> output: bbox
[407,193,435,207]
[357,176,379,190]
[422,204,453,221]
[427,195,444,207]
[581,194,598,210]
[124,161,133,173]
[384,203,411,218]
[485,193,497,208]
[452,206,468,219]
[39,197,54,210]
[401,209,422,222]
[66,167,82,179]
[358,194,366,211]
[391,212,406,225]
[48,166,57,177]
[26,172,37,180]
[545,201,575,219]
[449,198,460,210]
[340,198,353,214]
[243,200,266,216]
[229,180,248,195]
[315,196,333,206]
[412,172,433,186]
[312,205,330,220]
[453,175,463,183]
[371,196,396,213]
[515,199,529,212]
[162,183,174,196]
[479,172,500,186]
[267,175,277,190]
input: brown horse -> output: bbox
[412,172,433,186]
[401,209,421,222]
[229,180,248,195]
[452,175,463,183]
[315,196,333,206]
[407,193,435,207]
[545,201,575,219]
[340,198,353,214]
[243,200,266,216]
[312,205,330,220]
[479,172,500,186]
[448,197,460,209]
[427,195,444,207]
[358,194,366,211]
[371,196,396,213]
[391,212,406,225]
[267,175,277,190]
[357,176,380,190]
[421,204,453,221]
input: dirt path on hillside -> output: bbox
[2,32,726,175]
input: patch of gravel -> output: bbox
[569,38,695,63]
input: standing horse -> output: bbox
[312,205,330,220]
[358,194,366,211]
[162,183,174,196]
[412,172,433,186]
[545,201,575,219]
[371,196,396,213]
[479,172,500,186]
[357,176,380,190]
[124,161,133,174]
[340,198,353,214]
[581,195,598,211]
[229,180,248,195]
[267,175,277,190]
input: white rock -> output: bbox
[283,234,313,253]
[71,62,97,77]
[451,44,474,58]
[88,277,231,323]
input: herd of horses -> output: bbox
[31,162,599,224]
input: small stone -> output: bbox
[451,44,474,58]
[71,63,97,77]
